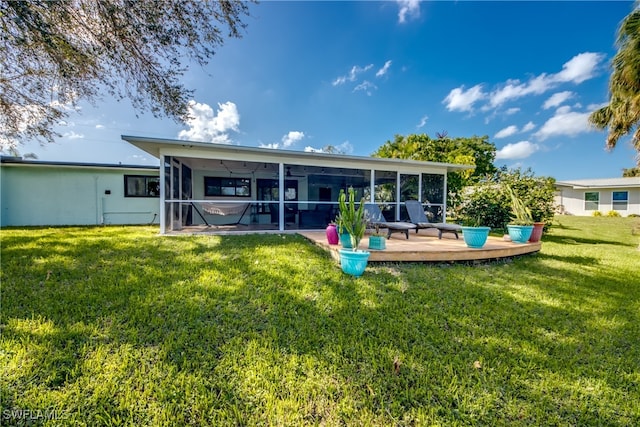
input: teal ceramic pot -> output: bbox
[368,235,386,250]
[339,232,352,249]
[461,226,491,248]
[507,225,534,244]
[339,249,370,277]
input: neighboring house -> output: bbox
[0,157,160,226]
[555,177,640,216]
[122,135,474,234]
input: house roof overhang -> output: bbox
[122,135,474,175]
[0,156,159,172]
[556,177,640,189]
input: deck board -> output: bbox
[298,230,541,263]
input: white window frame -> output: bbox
[584,191,599,211]
[612,191,629,211]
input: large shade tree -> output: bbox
[372,133,497,209]
[589,3,640,164]
[0,0,253,154]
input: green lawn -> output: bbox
[1,216,639,426]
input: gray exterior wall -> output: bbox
[1,161,160,226]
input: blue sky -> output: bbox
[20,0,639,180]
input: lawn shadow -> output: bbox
[535,252,599,266]
[541,233,634,247]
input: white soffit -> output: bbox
[121,135,473,174]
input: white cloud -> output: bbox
[376,60,392,78]
[178,101,240,144]
[304,141,353,154]
[337,141,354,154]
[494,125,518,139]
[397,0,420,23]
[521,121,536,132]
[333,61,392,95]
[505,108,520,115]
[282,131,305,148]
[260,131,306,150]
[260,143,279,149]
[447,52,605,112]
[417,115,428,129]
[533,106,591,141]
[303,146,323,153]
[95,124,105,129]
[353,80,377,96]
[488,78,549,108]
[63,131,84,140]
[587,102,607,111]
[543,91,574,109]
[443,84,486,112]
[495,121,536,139]
[332,64,373,86]
[495,140,539,160]
[553,52,604,84]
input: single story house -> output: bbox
[1,137,473,231]
[122,135,473,234]
[1,156,160,226]
[555,177,640,216]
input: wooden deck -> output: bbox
[298,229,541,263]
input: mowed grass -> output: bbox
[1,216,639,426]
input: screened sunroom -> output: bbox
[122,135,473,234]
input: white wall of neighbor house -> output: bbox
[0,164,160,226]
[555,186,640,216]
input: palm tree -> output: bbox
[589,3,640,162]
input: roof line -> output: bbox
[0,156,159,170]
[121,134,475,172]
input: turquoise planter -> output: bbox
[339,249,370,277]
[461,226,491,248]
[368,235,386,250]
[339,232,353,249]
[507,225,534,244]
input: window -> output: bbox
[612,191,628,211]
[125,175,160,197]
[204,177,251,197]
[584,191,599,211]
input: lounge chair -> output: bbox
[405,200,461,239]
[364,203,417,239]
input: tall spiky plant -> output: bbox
[505,185,533,225]
[336,187,367,251]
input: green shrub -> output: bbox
[456,167,556,230]
[456,183,510,229]
[592,211,603,217]
[607,210,621,217]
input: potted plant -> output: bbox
[367,224,386,250]
[335,212,352,248]
[505,185,534,244]
[528,203,547,243]
[460,213,491,249]
[336,187,370,276]
[529,218,545,243]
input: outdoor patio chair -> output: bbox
[363,203,417,239]
[405,200,462,239]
